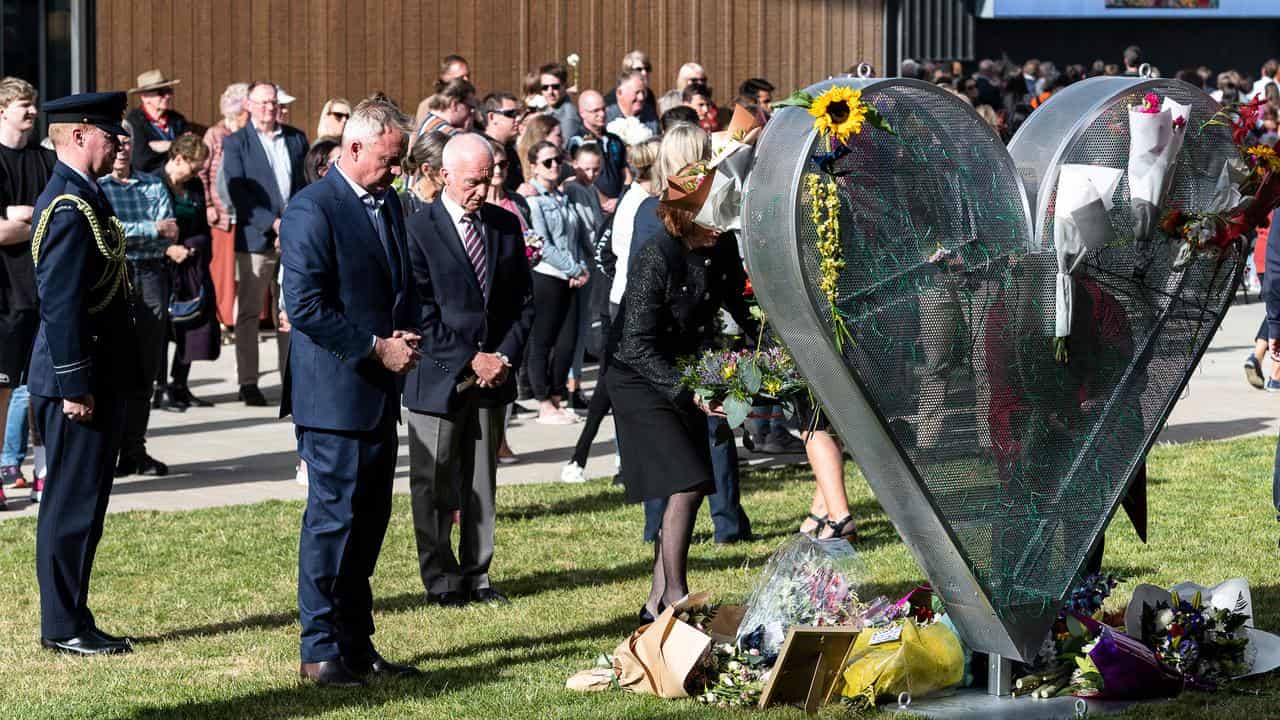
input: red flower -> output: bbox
[743,276,754,297]
[1169,623,1185,638]
[1160,209,1187,235]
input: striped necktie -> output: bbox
[461,213,488,295]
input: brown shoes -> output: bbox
[300,651,421,687]
[299,659,366,687]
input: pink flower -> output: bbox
[1138,92,1161,114]
[1173,116,1187,131]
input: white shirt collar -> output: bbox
[440,191,473,225]
[332,163,382,208]
[255,123,283,139]
[69,164,98,187]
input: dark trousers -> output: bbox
[528,273,579,400]
[33,391,125,639]
[643,416,752,543]
[122,260,170,459]
[296,409,397,663]
[571,302,619,468]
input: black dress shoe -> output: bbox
[170,385,214,408]
[569,390,590,410]
[638,606,655,624]
[134,454,168,476]
[156,387,187,413]
[239,384,269,407]
[469,587,509,605]
[88,626,136,647]
[114,457,137,477]
[42,633,132,656]
[425,590,468,607]
[349,649,421,679]
[299,659,366,687]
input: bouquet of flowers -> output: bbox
[1162,97,1280,270]
[1128,91,1190,277]
[677,346,808,429]
[605,114,655,146]
[734,534,867,661]
[693,642,770,709]
[1140,590,1250,689]
[523,229,544,268]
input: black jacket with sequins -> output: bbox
[611,229,757,405]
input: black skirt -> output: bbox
[607,361,713,503]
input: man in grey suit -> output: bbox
[402,133,533,607]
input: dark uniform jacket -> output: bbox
[28,162,139,399]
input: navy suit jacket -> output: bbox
[223,123,308,253]
[28,162,139,399]
[279,169,416,432]
[402,199,534,416]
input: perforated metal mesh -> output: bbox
[776,79,1238,630]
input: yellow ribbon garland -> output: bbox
[31,194,130,315]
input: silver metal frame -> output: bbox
[742,77,1042,660]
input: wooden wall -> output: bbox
[95,0,884,134]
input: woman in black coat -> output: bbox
[158,134,220,408]
[607,162,756,622]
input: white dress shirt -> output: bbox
[440,191,484,259]
[255,125,293,203]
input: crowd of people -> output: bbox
[11,41,1280,680]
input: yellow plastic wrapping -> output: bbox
[836,619,964,707]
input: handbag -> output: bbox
[169,286,205,327]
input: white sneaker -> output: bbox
[561,462,586,483]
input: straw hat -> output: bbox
[130,69,180,94]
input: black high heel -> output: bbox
[638,601,666,624]
[800,513,827,536]
[820,515,858,542]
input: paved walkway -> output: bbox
[0,293,1275,520]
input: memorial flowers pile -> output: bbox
[677,346,807,428]
[693,643,769,709]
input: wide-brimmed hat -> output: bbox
[130,69,181,94]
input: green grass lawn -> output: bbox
[1,437,1280,719]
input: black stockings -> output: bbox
[646,488,705,615]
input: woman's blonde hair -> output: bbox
[626,137,661,185]
[654,123,710,193]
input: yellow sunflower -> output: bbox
[1247,144,1280,172]
[809,86,867,145]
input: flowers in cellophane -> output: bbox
[1140,590,1250,690]
[523,229,544,267]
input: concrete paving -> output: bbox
[0,291,1274,520]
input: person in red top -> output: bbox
[125,70,189,174]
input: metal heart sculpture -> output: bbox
[741,76,1240,661]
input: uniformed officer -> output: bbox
[29,92,140,655]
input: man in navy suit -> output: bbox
[403,133,534,607]
[280,98,420,687]
[30,92,140,655]
[223,81,308,406]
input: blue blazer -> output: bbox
[28,162,139,399]
[402,200,534,415]
[222,123,308,253]
[279,169,416,432]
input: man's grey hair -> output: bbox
[341,97,410,147]
[442,132,494,171]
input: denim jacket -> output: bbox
[527,179,590,280]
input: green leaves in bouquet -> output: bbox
[772,90,815,110]
[723,394,753,429]
[739,357,762,395]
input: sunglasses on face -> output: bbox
[632,65,652,72]
[328,111,350,120]
[688,77,707,83]
[541,83,562,91]
[492,108,520,119]
[538,157,561,168]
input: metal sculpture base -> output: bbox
[887,689,1147,719]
